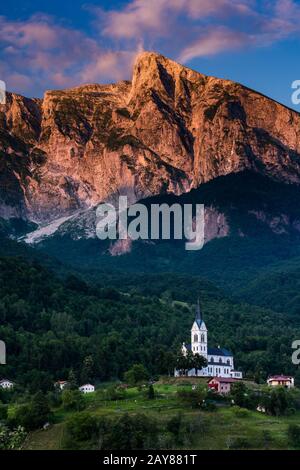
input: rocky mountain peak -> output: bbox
[1,52,300,225]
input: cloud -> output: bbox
[0,14,138,96]
[100,0,300,61]
[100,0,253,40]
[1,1,300,96]
[178,28,250,63]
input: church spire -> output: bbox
[195,298,202,322]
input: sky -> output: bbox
[0,0,300,110]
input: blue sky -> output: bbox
[0,0,300,110]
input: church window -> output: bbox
[227,359,230,365]
[194,334,198,343]
[201,334,205,343]
[219,358,222,363]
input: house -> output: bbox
[79,384,95,394]
[267,375,294,388]
[174,300,243,378]
[0,379,14,390]
[208,377,238,395]
[55,380,68,390]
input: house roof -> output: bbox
[80,384,94,387]
[268,375,293,381]
[0,379,13,383]
[208,377,237,384]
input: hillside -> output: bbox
[1,254,300,390]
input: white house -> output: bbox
[79,384,95,394]
[267,375,294,388]
[175,300,243,379]
[0,379,14,390]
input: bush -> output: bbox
[10,392,50,431]
[226,436,253,449]
[231,406,250,418]
[0,404,8,420]
[261,430,273,449]
[177,385,208,409]
[66,412,98,442]
[62,390,85,411]
[104,413,158,450]
[124,364,149,386]
[287,424,300,447]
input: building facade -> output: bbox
[267,375,294,388]
[208,377,238,394]
[79,384,95,393]
[0,379,14,389]
[175,301,242,379]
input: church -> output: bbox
[175,301,243,379]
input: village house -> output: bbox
[79,384,95,394]
[0,379,14,390]
[207,377,238,395]
[267,375,294,388]
[175,301,243,379]
[54,380,68,390]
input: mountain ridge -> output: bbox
[1,51,300,226]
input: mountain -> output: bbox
[1,51,300,226]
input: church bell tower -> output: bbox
[191,299,208,359]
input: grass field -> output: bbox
[22,379,300,450]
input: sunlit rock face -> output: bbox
[1,51,300,224]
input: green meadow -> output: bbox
[22,379,300,450]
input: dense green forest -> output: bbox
[1,253,300,392]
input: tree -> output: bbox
[30,391,51,426]
[12,392,50,430]
[192,353,207,375]
[80,356,94,384]
[177,385,207,408]
[62,389,85,411]
[230,382,252,409]
[66,412,98,442]
[124,364,149,386]
[166,413,183,444]
[68,369,78,390]
[104,413,158,450]
[147,384,155,400]
[175,350,194,376]
[268,387,291,416]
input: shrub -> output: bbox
[287,424,300,447]
[232,406,250,418]
[124,364,149,386]
[66,412,98,442]
[226,436,253,449]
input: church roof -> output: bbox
[208,347,232,357]
[184,344,233,358]
[194,299,203,328]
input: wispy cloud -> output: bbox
[0,1,300,96]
